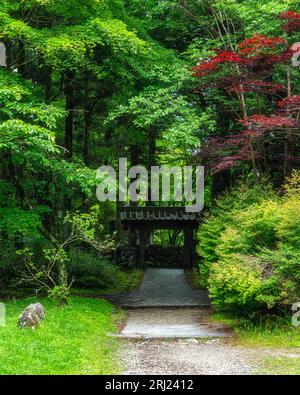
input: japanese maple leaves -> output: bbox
[280,11,300,32]
[240,115,297,131]
[192,35,286,78]
[278,96,300,113]
[193,12,300,173]
[192,50,244,77]
[238,35,286,55]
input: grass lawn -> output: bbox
[0,296,124,375]
[211,312,300,348]
[257,357,300,375]
[211,312,300,375]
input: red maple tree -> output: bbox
[193,11,300,175]
[279,11,300,32]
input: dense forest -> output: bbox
[0,0,300,314]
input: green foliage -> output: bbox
[15,245,73,305]
[1,0,300,316]
[277,199,300,250]
[66,205,116,251]
[216,199,281,257]
[197,180,275,286]
[200,172,300,312]
[47,285,70,306]
[209,254,263,310]
[68,250,121,290]
[0,68,96,258]
[0,208,42,240]
[0,240,19,293]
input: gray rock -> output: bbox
[18,303,45,329]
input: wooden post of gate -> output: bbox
[138,228,146,267]
[184,226,192,268]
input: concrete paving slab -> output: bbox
[118,308,230,339]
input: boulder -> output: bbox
[18,303,45,329]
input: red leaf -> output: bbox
[240,114,297,130]
[279,11,300,20]
[277,96,300,113]
[238,34,285,56]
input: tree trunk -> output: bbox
[64,72,75,159]
[44,66,52,103]
[17,41,26,76]
[83,109,91,165]
[148,130,157,203]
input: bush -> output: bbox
[48,285,70,306]
[199,172,300,313]
[197,179,275,286]
[68,250,120,290]
[209,254,263,311]
[216,200,281,258]
[257,247,300,306]
[276,197,300,249]
[210,246,300,312]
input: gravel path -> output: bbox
[117,268,300,375]
[122,333,300,375]
[118,268,252,374]
[122,338,253,375]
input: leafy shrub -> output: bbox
[257,247,300,306]
[276,197,300,249]
[75,276,106,289]
[199,172,300,312]
[216,200,281,257]
[209,254,263,311]
[48,285,70,306]
[210,245,300,312]
[68,250,120,290]
[197,179,275,286]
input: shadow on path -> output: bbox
[105,268,211,308]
